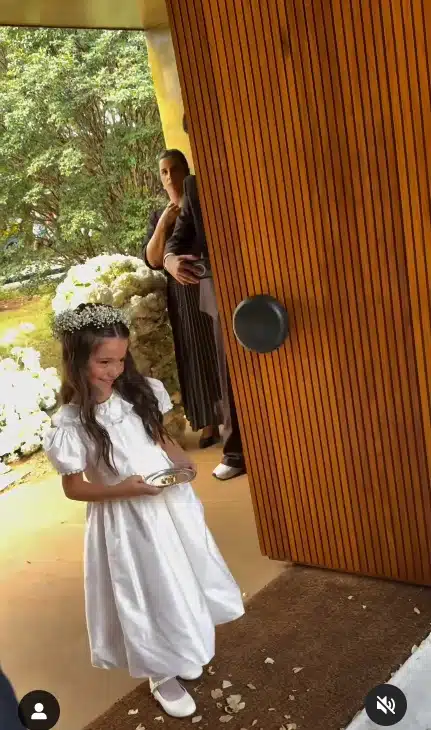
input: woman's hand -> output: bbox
[120,475,161,496]
[163,254,200,285]
[159,201,181,230]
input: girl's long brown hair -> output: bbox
[59,303,170,473]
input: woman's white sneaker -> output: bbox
[149,677,196,718]
[212,463,244,480]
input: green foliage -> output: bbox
[0,28,165,272]
[0,277,63,303]
[0,295,61,371]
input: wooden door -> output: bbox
[166,0,431,585]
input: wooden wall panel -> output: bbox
[166,0,431,584]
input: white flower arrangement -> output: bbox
[52,254,186,442]
[52,254,165,314]
[0,347,61,463]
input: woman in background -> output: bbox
[142,150,221,448]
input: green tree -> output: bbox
[0,28,165,271]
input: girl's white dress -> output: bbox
[44,378,244,678]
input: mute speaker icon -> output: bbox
[365,684,407,725]
[377,695,396,715]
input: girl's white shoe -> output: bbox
[178,665,203,681]
[149,677,196,718]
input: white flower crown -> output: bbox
[53,305,131,338]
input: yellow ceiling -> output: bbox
[0,0,168,30]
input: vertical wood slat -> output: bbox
[166,0,431,585]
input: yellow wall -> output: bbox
[0,0,168,29]
[145,28,194,170]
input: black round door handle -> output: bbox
[232,294,289,353]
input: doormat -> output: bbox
[83,565,431,730]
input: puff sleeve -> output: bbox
[43,410,87,475]
[146,377,173,415]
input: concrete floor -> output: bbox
[0,434,286,730]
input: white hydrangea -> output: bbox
[11,346,41,372]
[87,284,114,306]
[0,358,19,373]
[0,347,60,461]
[52,254,166,314]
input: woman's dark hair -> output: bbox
[59,303,170,473]
[158,148,190,175]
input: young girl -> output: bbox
[44,303,244,719]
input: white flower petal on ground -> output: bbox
[211,689,224,700]
[247,683,256,690]
[192,716,202,723]
[226,694,242,705]
[207,666,216,675]
[222,680,233,689]
[264,657,275,664]
[414,607,421,614]
[127,709,139,715]
[219,716,233,723]
[225,695,244,714]
[293,667,303,674]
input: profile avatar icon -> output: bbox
[31,702,48,720]
[18,688,60,729]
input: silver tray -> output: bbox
[144,466,197,488]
